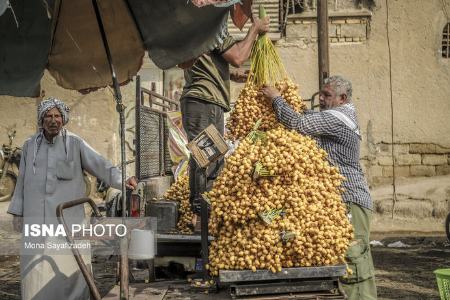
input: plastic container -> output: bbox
[128,229,155,260]
[434,268,450,300]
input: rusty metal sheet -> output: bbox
[230,280,337,297]
[219,265,347,283]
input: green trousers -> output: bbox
[340,202,378,300]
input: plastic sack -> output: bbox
[166,111,190,178]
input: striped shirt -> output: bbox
[272,96,372,210]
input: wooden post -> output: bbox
[317,0,329,90]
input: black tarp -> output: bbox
[128,0,229,70]
[0,0,230,97]
[0,0,53,96]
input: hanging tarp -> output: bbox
[128,0,229,70]
[0,0,234,97]
[0,0,10,16]
[47,0,145,91]
[0,0,53,96]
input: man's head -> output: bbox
[319,75,352,110]
[37,98,70,139]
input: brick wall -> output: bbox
[363,143,450,186]
[286,11,370,43]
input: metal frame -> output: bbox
[227,0,281,40]
[219,265,346,283]
[56,198,103,300]
[200,186,210,281]
[220,265,347,299]
[135,75,179,180]
[443,23,450,59]
[303,91,320,111]
[229,280,342,298]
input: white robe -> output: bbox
[8,130,121,300]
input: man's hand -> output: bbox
[260,85,281,102]
[250,16,270,35]
[12,215,23,232]
[126,176,138,190]
[191,214,197,229]
[230,69,250,83]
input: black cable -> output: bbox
[385,0,397,218]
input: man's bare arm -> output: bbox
[222,16,269,67]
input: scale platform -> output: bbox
[218,265,347,299]
[156,233,213,257]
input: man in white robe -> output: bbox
[8,98,136,300]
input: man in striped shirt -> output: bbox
[261,75,377,300]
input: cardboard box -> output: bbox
[187,124,228,169]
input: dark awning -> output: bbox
[0,0,231,97]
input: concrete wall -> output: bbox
[0,62,163,186]
[0,0,449,189]
[278,0,450,186]
[0,72,120,162]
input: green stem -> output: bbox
[259,4,267,18]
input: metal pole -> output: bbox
[91,0,129,299]
[57,198,103,300]
[201,168,210,281]
[317,0,330,90]
[135,76,141,180]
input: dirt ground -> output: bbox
[0,175,448,299]
[371,236,449,300]
[0,236,448,299]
